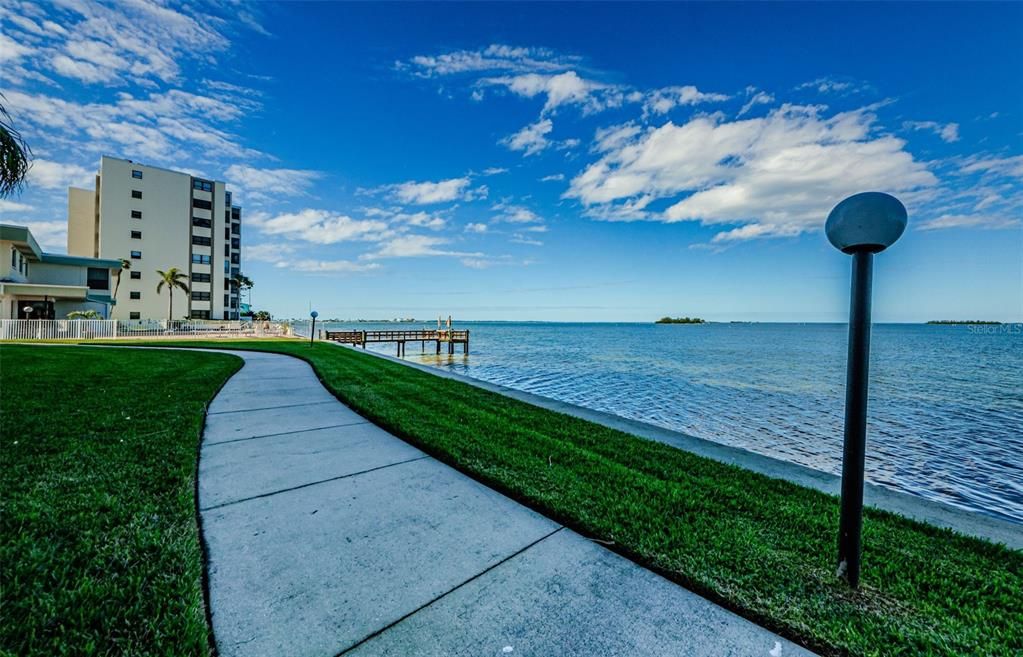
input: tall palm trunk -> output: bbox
[168,288,173,321]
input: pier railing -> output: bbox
[323,329,469,355]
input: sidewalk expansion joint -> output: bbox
[204,421,372,447]
[208,400,337,416]
[334,526,566,657]
[200,456,431,512]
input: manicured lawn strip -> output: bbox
[101,340,1021,657]
[0,345,242,657]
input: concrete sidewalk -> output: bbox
[200,350,816,657]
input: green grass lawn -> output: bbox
[103,339,1021,657]
[0,345,241,657]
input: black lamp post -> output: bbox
[825,192,907,588]
[309,310,318,347]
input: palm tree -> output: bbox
[156,268,190,321]
[111,258,131,301]
[232,272,253,306]
[0,97,32,198]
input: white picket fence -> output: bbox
[0,319,293,341]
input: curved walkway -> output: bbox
[200,350,816,657]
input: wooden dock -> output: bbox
[323,329,469,357]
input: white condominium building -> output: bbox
[67,156,242,320]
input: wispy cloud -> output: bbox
[378,177,488,205]
[904,120,961,143]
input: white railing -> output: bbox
[0,319,293,341]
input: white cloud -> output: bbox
[26,159,95,189]
[401,44,577,77]
[250,209,391,244]
[738,88,775,117]
[363,234,481,259]
[224,164,323,200]
[959,155,1023,180]
[18,220,68,251]
[511,233,544,246]
[502,119,553,156]
[290,259,380,273]
[0,32,35,63]
[384,177,486,204]
[483,71,621,114]
[796,78,863,94]
[916,214,1020,231]
[540,173,565,182]
[904,121,960,143]
[0,199,34,213]
[464,223,488,233]
[643,85,730,115]
[482,167,508,175]
[493,204,543,224]
[567,104,937,241]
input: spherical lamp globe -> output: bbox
[825,192,907,254]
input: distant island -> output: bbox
[656,316,706,324]
[926,320,1002,325]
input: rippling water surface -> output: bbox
[310,321,1023,523]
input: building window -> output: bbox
[131,230,142,239]
[231,208,241,220]
[129,312,141,320]
[191,273,211,283]
[131,190,142,199]
[192,217,212,228]
[224,294,230,306]
[223,244,230,256]
[192,236,212,246]
[86,267,109,290]
[224,227,231,239]
[131,169,143,179]
[130,271,141,280]
[131,210,142,219]
[192,179,213,192]
[231,238,240,249]
[129,291,141,300]
[224,261,230,273]
[10,248,15,268]
[131,251,142,259]
[192,254,211,264]
[230,253,240,264]
[192,292,211,301]
[231,224,240,235]
[192,198,212,210]
[190,310,211,320]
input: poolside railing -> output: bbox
[0,319,292,341]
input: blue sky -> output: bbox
[2,1,1020,322]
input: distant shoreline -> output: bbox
[926,320,1003,325]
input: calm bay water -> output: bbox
[311,321,1023,524]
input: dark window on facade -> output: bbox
[191,273,211,283]
[223,279,230,291]
[231,238,240,249]
[224,245,230,256]
[191,310,211,320]
[192,236,212,246]
[192,198,212,210]
[231,208,241,220]
[131,190,142,199]
[231,254,240,264]
[224,294,230,306]
[131,210,142,219]
[131,169,143,179]
[192,179,213,192]
[231,224,241,235]
[224,227,231,239]
[192,254,211,264]
[130,271,141,280]
[129,291,141,300]
[130,251,142,259]
[131,230,142,239]
[192,217,212,228]
[192,292,211,301]
[10,248,15,268]
[225,191,232,205]
[86,267,109,290]
[129,312,141,320]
